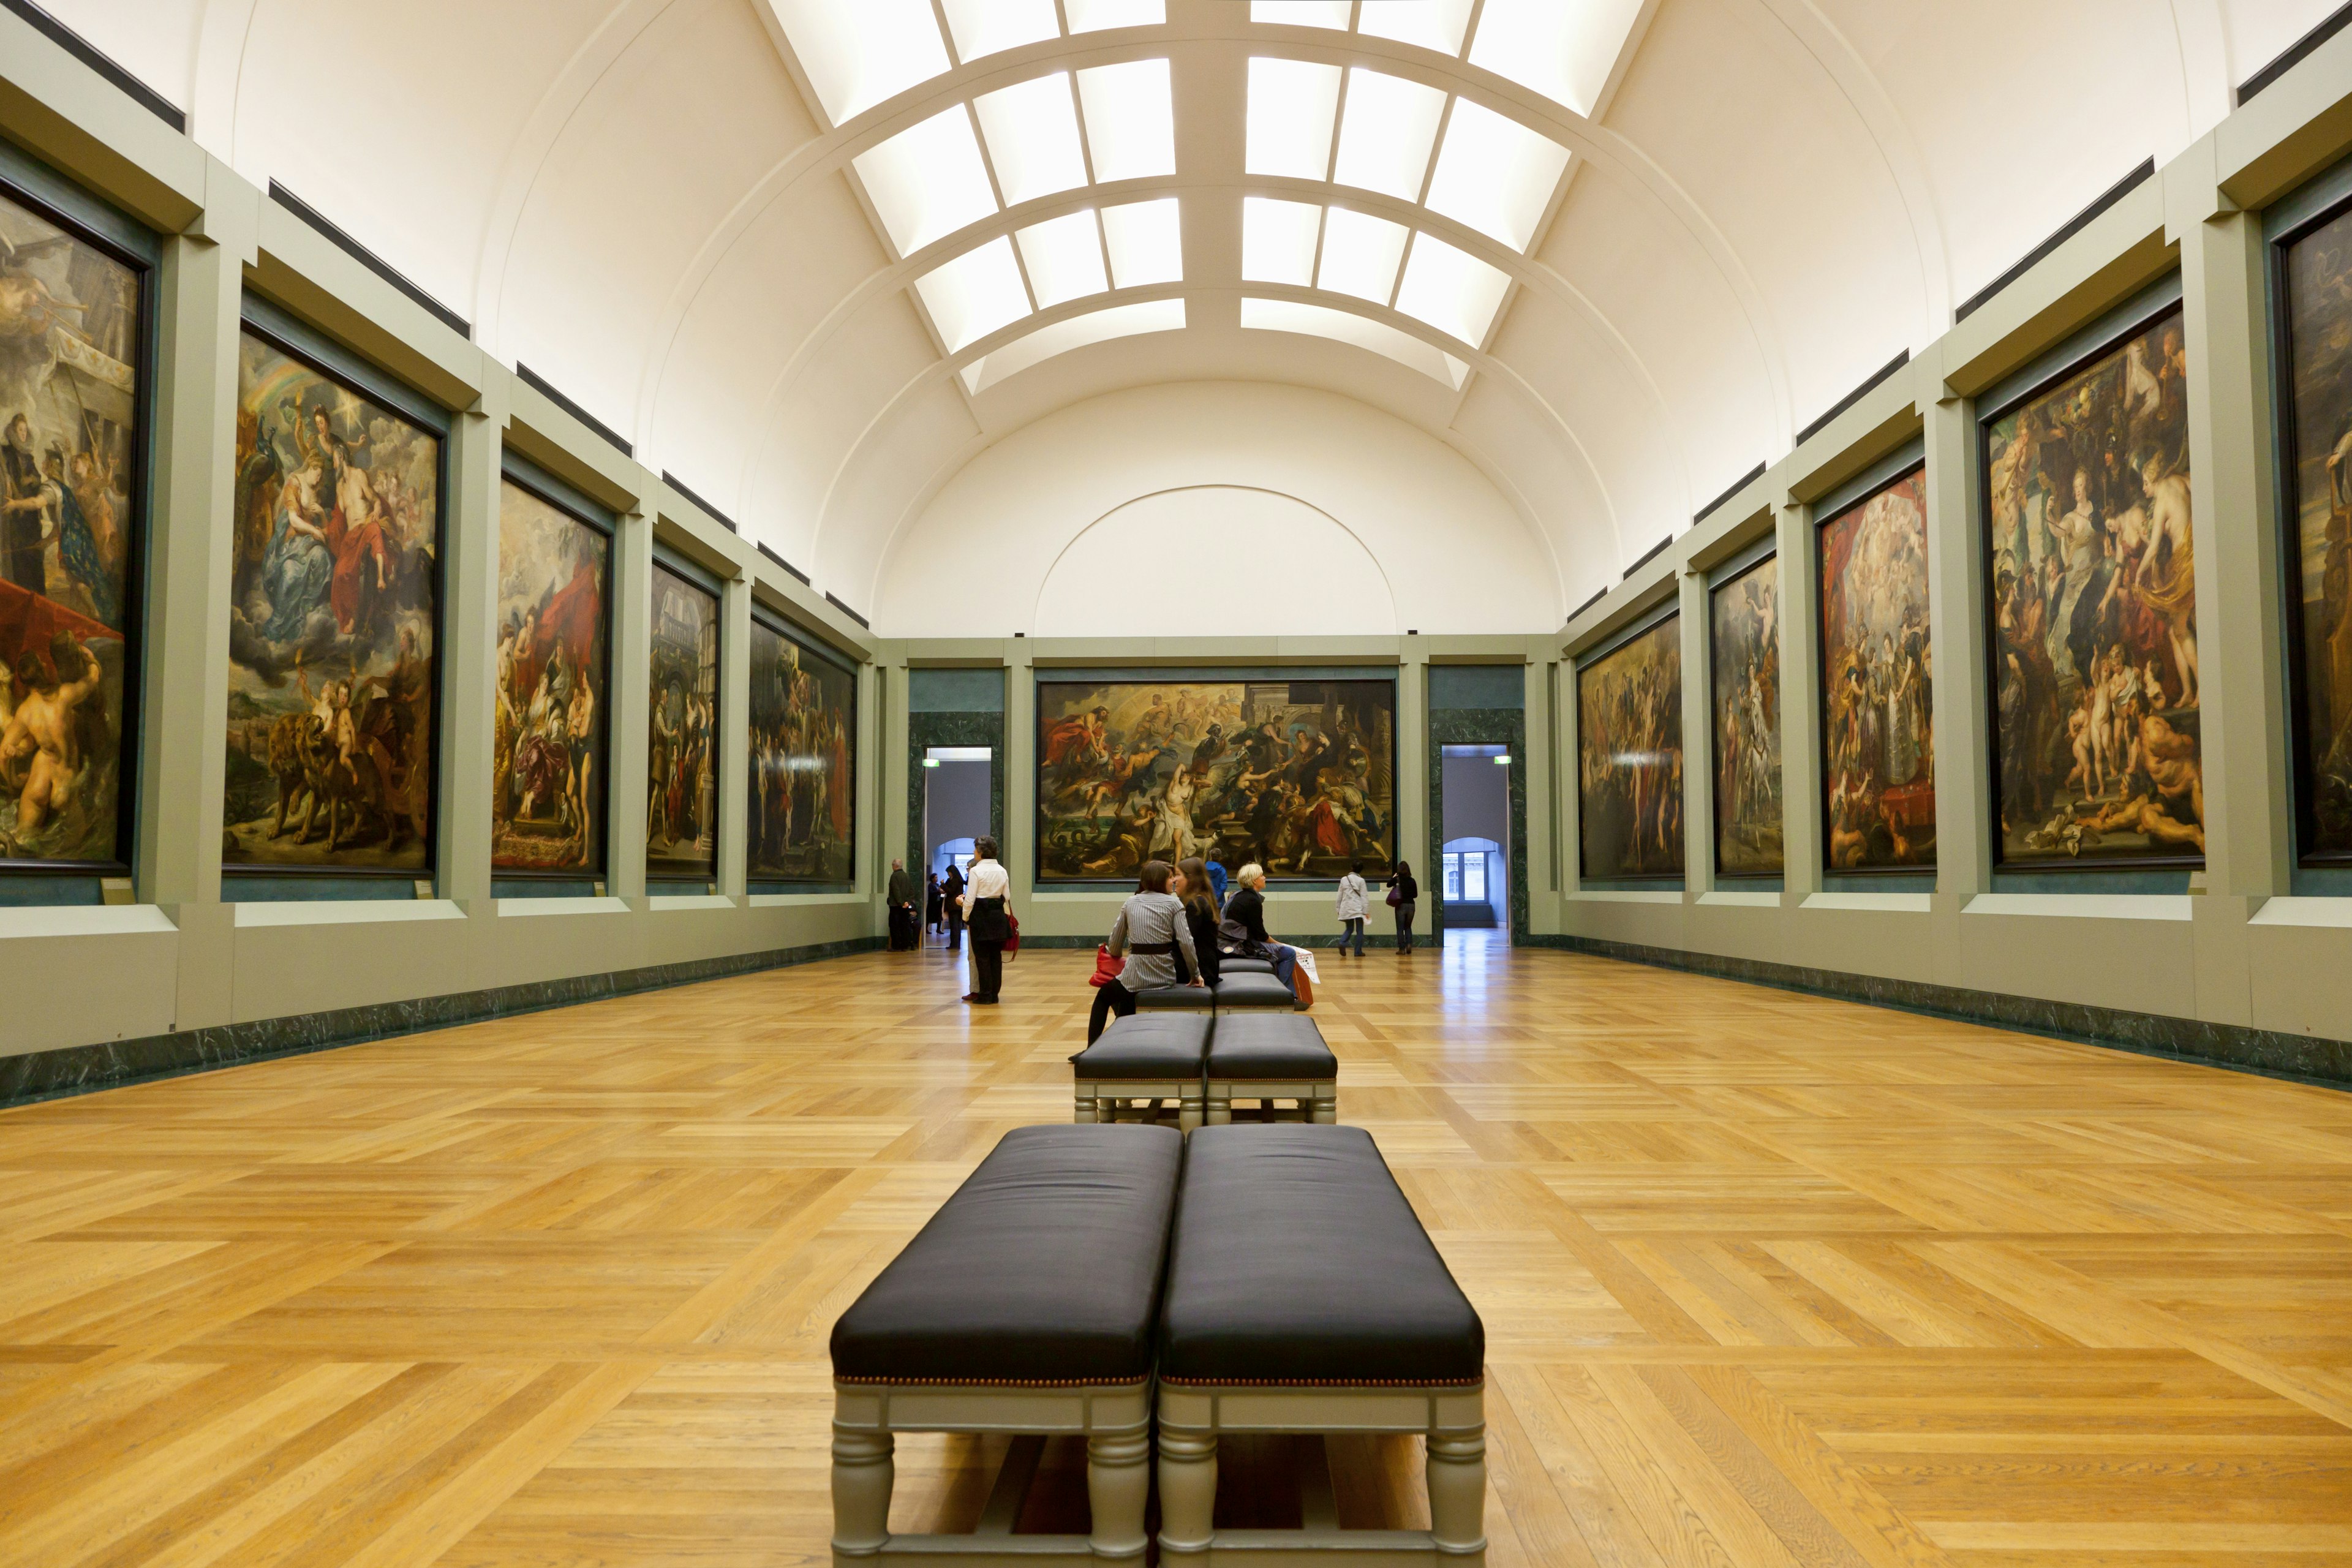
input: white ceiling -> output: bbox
[48,0,2332,631]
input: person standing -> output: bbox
[1334,859,1370,957]
[960,837,1012,1005]
[1386,860,1419,953]
[924,870,943,937]
[886,858,917,951]
[941,860,967,950]
[1086,859,1205,1042]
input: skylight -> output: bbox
[771,0,949,124]
[1357,0,1476,55]
[1064,0,1166,31]
[963,300,1186,393]
[1467,0,1647,118]
[915,237,1031,352]
[1102,198,1184,287]
[1077,59,1177,182]
[1393,233,1512,347]
[1242,297,1467,389]
[1016,211,1110,307]
[973,73,1088,207]
[853,105,1000,256]
[1332,69,1447,202]
[1250,0,1352,26]
[1316,207,1409,304]
[1242,197,1321,287]
[1423,99,1569,252]
[1245,58,1342,181]
[940,0,1057,62]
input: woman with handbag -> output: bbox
[1221,864,1301,995]
[1385,860,1419,953]
[1086,859,1204,1042]
[1175,856,1222,989]
[960,836,1014,1005]
[1334,860,1370,957]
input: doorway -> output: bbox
[1440,744,1511,937]
[923,746,993,880]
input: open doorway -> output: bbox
[1440,744,1511,938]
[923,746,992,943]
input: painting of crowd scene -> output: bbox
[2280,208,2352,861]
[492,481,606,875]
[1711,559,1782,875]
[1818,469,1934,872]
[1036,679,1393,881]
[646,564,717,879]
[0,186,141,870]
[748,616,855,883]
[1986,311,2201,864]
[1577,614,1684,881]
[224,331,438,870]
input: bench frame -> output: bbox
[1074,1078,1203,1133]
[1156,1381,1486,1566]
[1202,1079,1337,1126]
[832,1379,1153,1565]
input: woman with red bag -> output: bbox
[1084,859,1204,1042]
[960,837,1014,1005]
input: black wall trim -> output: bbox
[1621,533,1674,578]
[827,592,870,628]
[268,182,470,337]
[663,470,737,533]
[2240,0,2352,104]
[515,362,630,455]
[1565,584,1608,624]
[1954,158,2156,323]
[1695,462,1766,527]
[1525,932,2352,1089]
[1794,350,1910,447]
[0,935,885,1110]
[758,540,811,584]
[2,0,184,131]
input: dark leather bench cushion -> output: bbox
[1213,973,1297,1009]
[1207,1014,1336,1080]
[1219,957,1278,975]
[1072,1013,1213,1079]
[1134,985,1215,1011]
[832,1124,1183,1385]
[1160,1125,1482,1386]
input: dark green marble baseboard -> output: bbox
[1017,932,1405,950]
[1522,933,2352,1090]
[0,935,886,1110]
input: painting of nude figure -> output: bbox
[1818,468,1936,872]
[1711,559,1782,876]
[492,480,608,875]
[1035,679,1394,881]
[748,614,856,884]
[1577,614,1684,882]
[646,564,718,881]
[2278,205,2352,863]
[223,328,440,872]
[1983,307,2201,867]
[0,178,145,873]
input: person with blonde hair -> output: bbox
[1219,862,1300,995]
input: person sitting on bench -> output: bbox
[1219,863,1298,995]
[1088,859,1205,1043]
[1173,854,1221,989]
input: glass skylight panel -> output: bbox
[853,106,1001,256]
[1242,197,1322,287]
[1102,198,1185,288]
[1245,58,1342,181]
[1357,0,1476,55]
[1016,211,1110,307]
[1077,59,1177,182]
[1316,207,1409,304]
[965,300,1186,393]
[1468,0,1646,117]
[973,74,1088,207]
[1065,0,1166,29]
[940,0,1059,62]
[771,0,951,125]
[915,237,1031,353]
[1250,0,1351,26]
[1332,69,1447,202]
[1393,232,1512,346]
[1242,297,1466,388]
[1423,99,1569,251]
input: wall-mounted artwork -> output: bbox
[1985,307,2201,865]
[646,563,717,880]
[224,328,439,870]
[1035,678,1394,881]
[748,614,856,883]
[1817,468,1934,872]
[0,182,144,873]
[492,479,607,875]
[2278,208,2352,863]
[1577,614,1684,881]
[1710,559,1782,875]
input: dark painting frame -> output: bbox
[1575,603,1686,885]
[1708,551,1783,879]
[1814,461,1936,878]
[747,603,859,888]
[645,553,721,883]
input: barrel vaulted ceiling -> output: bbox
[48,0,2332,631]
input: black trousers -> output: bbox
[971,938,1005,1000]
[888,906,916,950]
[1394,900,1417,951]
[1088,976,1137,1043]
[946,907,964,949]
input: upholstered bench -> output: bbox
[829,1123,1183,1564]
[1133,983,1215,1012]
[1156,1125,1486,1564]
[1071,1013,1213,1131]
[1210,971,1298,1009]
[1204,1012,1338,1126]
[1217,956,1278,976]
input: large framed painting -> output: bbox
[0,168,149,876]
[1035,677,1394,881]
[2275,198,2352,865]
[493,475,609,877]
[1577,612,1684,882]
[1817,466,1935,872]
[1983,301,2201,867]
[646,560,718,880]
[1710,557,1782,875]
[224,314,442,873]
[748,610,856,884]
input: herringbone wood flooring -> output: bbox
[2,933,2350,1565]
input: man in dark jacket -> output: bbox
[886,859,916,951]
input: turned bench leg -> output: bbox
[831,1424,893,1561]
[1312,1086,1336,1125]
[1427,1424,1487,1561]
[1156,1422,1217,1559]
[1074,1085,1096,1123]
[1180,1084,1204,1134]
[1087,1427,1151,1560]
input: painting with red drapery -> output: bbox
[492,479,608,873]
[747,610,857,883]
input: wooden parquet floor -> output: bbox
[3,933,2351,1566]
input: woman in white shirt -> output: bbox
[1333,859,1370,957]
[960,835,1013,1005]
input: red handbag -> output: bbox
[1089,944,1120,987]
[1005,913,1021,959]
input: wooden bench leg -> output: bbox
[830,1424,893,1561]
[1087,1427,1151,1560]
[1180,1085,1203,1134]
[1427,1424,1487,1560]
[1204,1090,1231,1128]
[1155,1422,1217,1559]
[1074,1085,1095,1123]
[1312,1087,1336,1125]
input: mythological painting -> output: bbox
[224,330,439,870]
[1036,679,1393,881]
[1818,469,1935,871]
[646,564,717,879]
[1985,309,2201,865]
[492,480,606,875]
[748,614,856,883]
[1577,614,1684,881]
[1711,559,1782,875]
[2278,206,2352,861]
[0,183,143,872]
